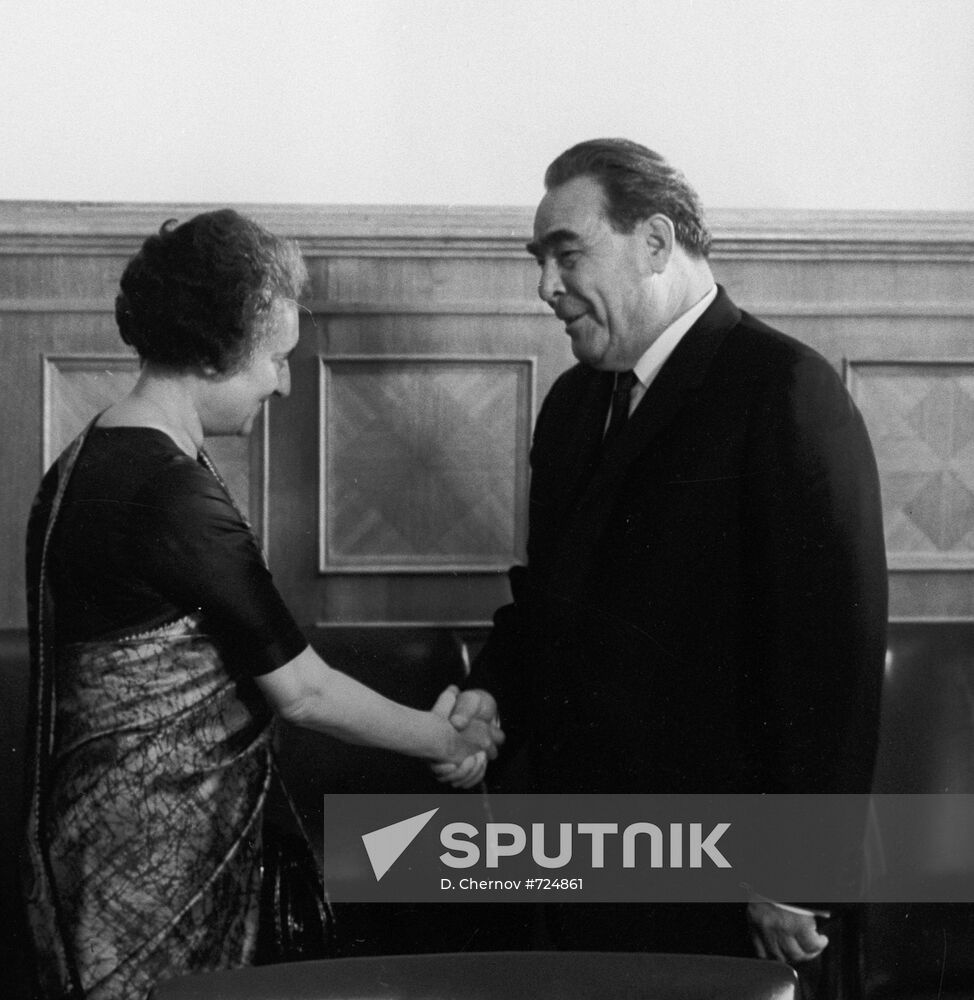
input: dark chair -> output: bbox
[860,622,974,998]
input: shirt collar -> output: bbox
[631,284,718,390]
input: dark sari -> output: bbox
[24,426,276,1000]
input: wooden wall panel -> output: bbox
[39,355,261,526]
[847,361,974,570]
[324,255,540,303]
[2,203,973,629]
[42,354,139,465]
[0,253,131,304]
[319,355,532,573]
[268,308,569,626]
[0,311,124,627]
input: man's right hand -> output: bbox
[429,687,502,788]
[448,688,501,732]
[429,686,503,788]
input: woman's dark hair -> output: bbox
[544,138,712,257]
[115,209,308,373]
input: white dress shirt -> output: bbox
[626,284,718,414]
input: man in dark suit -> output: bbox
[447,138,888,978]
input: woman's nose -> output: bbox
[276,363,291,398]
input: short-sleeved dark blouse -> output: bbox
[39,426,306,676]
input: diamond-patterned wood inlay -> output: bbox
[319,356,533,572]
[43,355,259,523]
[44,355,139,466]
[847,362,974,568]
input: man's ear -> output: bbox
[637,214,676,273]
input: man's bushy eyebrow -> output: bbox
[526,229,581,257]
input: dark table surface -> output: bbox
[153,951,796,1000]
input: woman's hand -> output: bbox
[256,648,502,768]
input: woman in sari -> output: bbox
[23,209,501,1000]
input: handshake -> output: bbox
[429,686,504,789]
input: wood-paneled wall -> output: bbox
[2,203,974,629]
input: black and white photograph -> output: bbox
[1,2,973,998]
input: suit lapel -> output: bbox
[593,286,740,483]
[556,288,741,581]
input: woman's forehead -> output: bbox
[263,298,300,351]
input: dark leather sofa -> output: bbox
[859,622,974,998]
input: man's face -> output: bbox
[528,175,661,370]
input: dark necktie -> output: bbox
[602,370,637,452]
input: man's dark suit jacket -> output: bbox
[471,286,888,797]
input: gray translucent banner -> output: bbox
[320,794,974,903]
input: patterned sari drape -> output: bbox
[23,426,275,1000]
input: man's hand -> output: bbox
[448,688,500,732]
[747,901,829,964]
[428,685,502,789]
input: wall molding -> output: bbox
[1,201,973,261]
[7,298,974,319]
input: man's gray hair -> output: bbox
[545,138,712,257]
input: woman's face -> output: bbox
[198,297,300,436]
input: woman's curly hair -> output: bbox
[115,209,308,373]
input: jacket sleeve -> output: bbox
[742,349,888,794]
[466,382,567,748]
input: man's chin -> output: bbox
[566,318,609,364]
[569,335,607,368]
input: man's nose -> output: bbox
[537,259,564,305]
